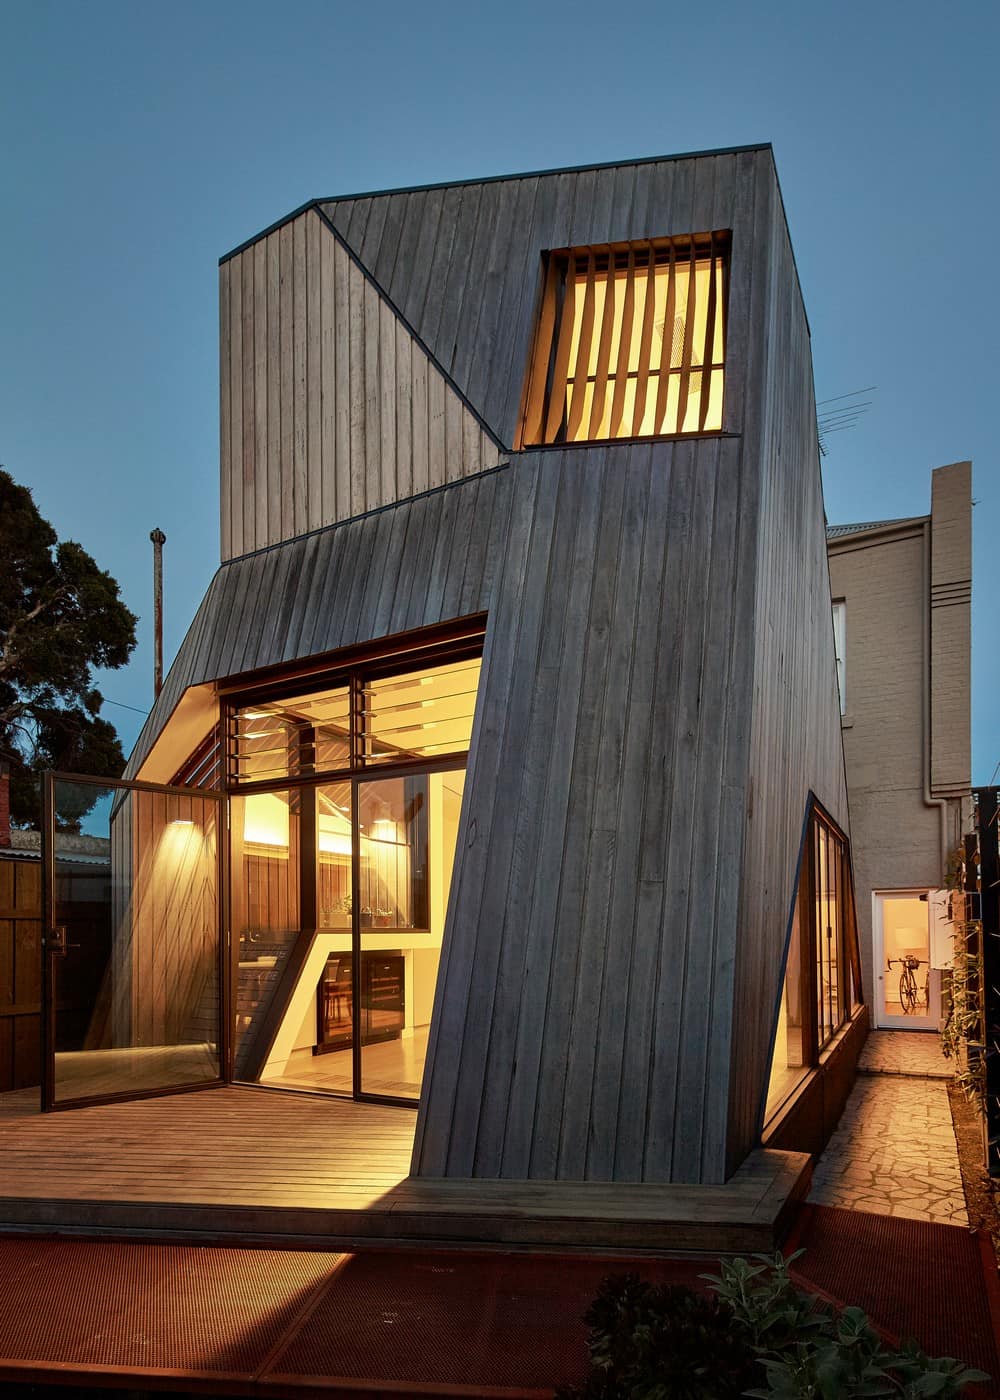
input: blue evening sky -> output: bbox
[2,0,997,780]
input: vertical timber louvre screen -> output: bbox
[519,233,728,446]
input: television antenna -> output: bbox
[817,386,876,456]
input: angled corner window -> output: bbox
[518,233,728,447]
[765,801,862,1125]
[832,600,846,715]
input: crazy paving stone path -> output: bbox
[808,1031,968,1226]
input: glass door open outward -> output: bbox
[41,773,224,1110]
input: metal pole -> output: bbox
[150,528,166,700]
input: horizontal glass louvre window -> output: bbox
[363,658,481,763]
[230,686,351,783]
[520,234,727,447]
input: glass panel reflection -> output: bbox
[765,885,807,1120]
[230,786,302,1074]
[51,781,220,1105]
[359,771,464,1099]
[230,685,351,783]
[363,659,480,763]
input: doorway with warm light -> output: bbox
[225,639,481,1107]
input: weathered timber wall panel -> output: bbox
[220,210,503,559]
[412,437,757,1185]
[725,165,851,1174]
[126,470,513,780]
[321,150,760,449]
[0,858,42,1092]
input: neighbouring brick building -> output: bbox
[827,461,972,1029]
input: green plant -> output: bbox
[704,1252,989,1398]
[940,850,986,1112]
[556,1273,758,1399]
[0,466,138,829]
[561,1256,990,1399]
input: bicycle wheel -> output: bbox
[900,971,917,1015]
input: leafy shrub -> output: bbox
[560,1253,990,1399]
[556,1273,758,1399]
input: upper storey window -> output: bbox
[518,233,728,447]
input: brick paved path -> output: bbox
[808,1031,968,1226]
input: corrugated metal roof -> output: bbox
[826,516,923,540]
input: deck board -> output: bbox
[0,1085,809,1251]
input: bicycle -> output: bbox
[887,955,929,1014]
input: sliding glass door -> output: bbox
[223,640,481,1106]
[355,769,464,1100]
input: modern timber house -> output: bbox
[31,145,867,1239]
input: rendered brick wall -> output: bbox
[827,462,972,1014]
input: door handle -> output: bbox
[45,926,79,957]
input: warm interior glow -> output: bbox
[364,657,481,762]
[242,791,291,848]
[881,897,929,1018]
[229,651,481,1102]
[563,257,725,439]
[520,238,728,447]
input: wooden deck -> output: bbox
[0,1085,810,1252]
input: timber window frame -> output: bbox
[764,797,862,1126]
[223,632,484,790]
[832,600,846,716]
[217,627,485,1105]
[517,232,729,448]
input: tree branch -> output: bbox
[0,584,70,677]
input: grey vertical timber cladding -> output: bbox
[125,471,512,779]
[413,439,755,1186]
[322,150,762,446]
[724,162,851,1175]
[219,209,503,558]
[200,147,848,1189]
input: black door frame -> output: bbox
[41,770,227,1113]
[225,753,467,1108]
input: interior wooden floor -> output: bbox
[262,1028,430,1098]
[0,1084,810,1253]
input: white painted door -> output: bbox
[872,891,940,1030]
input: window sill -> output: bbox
[515,429,740,454]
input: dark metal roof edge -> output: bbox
[220,197,324,265]
[219,143,774,265]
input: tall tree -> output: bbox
[0,468,138,829]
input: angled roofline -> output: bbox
[219,143,774,265]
